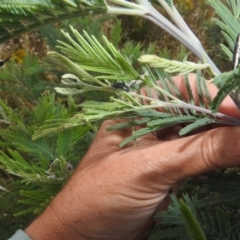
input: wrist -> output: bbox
[25,194,87,240]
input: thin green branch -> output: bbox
[128,92,240,125]
[0,9,106,43]
[107,0,220,75]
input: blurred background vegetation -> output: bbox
[0,0,233,238]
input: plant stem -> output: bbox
[107,0,220,75]
[129,92,240,125]
[157,0,199,41]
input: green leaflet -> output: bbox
[155,68,181,99]
[103,35,139,79]
[49,51,101,84]
[220,43,233,61]
[142,65,158,88]
[114,109,175,119]
[153,193,240,240]
[0,99,12,125]
[51,28,139,88]
[134,109,174,118]
[151,194,196,239]
[119,126,159,147]
[179,117,213,136]
[0,149,45,179]
[0,0,107,43]
[196,70,205,108]
[107,118,150,131]
[198,70,212,108]
[81,101,126,111]
[211,68,240,112]
[165,0,174,8]
[207,0,240,52]
[32,120,91,140]
[179,200,207,240]
[212,68,240,89]
[226,0,240,19]
[139,55,211,75]
[0,185,9,193]
[147,115,197,128]
[58,29,122,75]
[196,173,240,206]
[144,67,181,114]
[183,74,194,105]
[32,94,92,140]
[55,87,84,95]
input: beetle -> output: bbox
[111,75,143,92]
[111,82,130,91]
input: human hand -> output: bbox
[25,74,240,240]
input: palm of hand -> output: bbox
[57,119,229,240]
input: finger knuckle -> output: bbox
[200,129,232,170]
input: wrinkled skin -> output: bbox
[26,75,240,240]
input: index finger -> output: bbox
[173,74,240,119]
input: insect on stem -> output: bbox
[111,78,142,92]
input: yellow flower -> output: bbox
[11,48,26,64]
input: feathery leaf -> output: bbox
[55,28,139,80]
[0,0,107,43]
[139,55,211,75]
[107,118,151,131]
[179,117,214,136]
[119,126,159,147]
[211,68,240,112]
[147,115,197,128]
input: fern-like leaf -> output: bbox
[0,0,107,43]
[107,118,151,131]
[119,127,159,147]
[207,0,240,59]
[139,55,211,75]
[211,68,240,112]
[164,0,174,8]
[133,109,174,118]
[147,116,197,128]
[179,117,214,136]
[55,27,139,80]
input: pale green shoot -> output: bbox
[139,55,212,75]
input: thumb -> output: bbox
[153,126,240,182]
